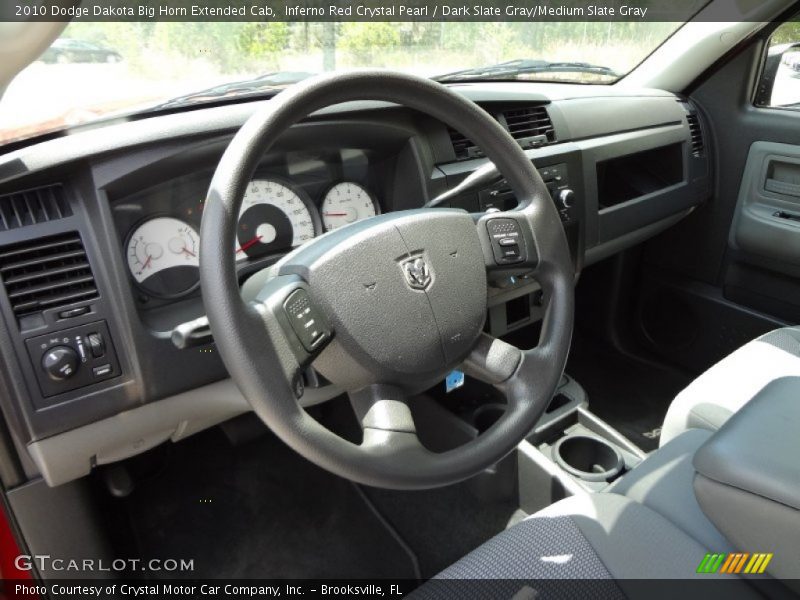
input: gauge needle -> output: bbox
[236,236,263,254]
[324,212,348,217]
[181,247,196,258]
[142,254,153,270]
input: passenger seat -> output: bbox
[660,326,800,446]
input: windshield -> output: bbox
[0,21,684,146]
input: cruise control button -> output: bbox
[486,218,526,265]
[284,289,330,352]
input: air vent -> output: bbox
[503,106,556,146]
[0,232,98,318]
[0,185,72,231]
[447,106,556,161]
[447,127,484,161]
[687,113,704,157]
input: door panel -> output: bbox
[730,141,800,276]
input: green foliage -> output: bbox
[338,23,401,64]
[237,23,290,68]
[772,21,800,45]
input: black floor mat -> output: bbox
[123,428,417,579]
[361,473,519,578]
[566,335,693,451]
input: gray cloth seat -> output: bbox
[416,491,758,599]
[660,326,800,446]
[413,431,776,599]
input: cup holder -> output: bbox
[552,435,624,482]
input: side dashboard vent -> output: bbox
[0,232,98,318]
[503,106,556,147]
[687,113,704,157]
[0,184,72,231]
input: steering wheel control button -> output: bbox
[87,332,105,358]
[25,320,121,401]
[486,218,525,265]
[284,289,329,353]
[42,346,79,381]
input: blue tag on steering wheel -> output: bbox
[445,369,465,393]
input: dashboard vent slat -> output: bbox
[0,185,72,232]
[447,106,556,161]
[687,114,704,157]
[0,232,98,318]
[447,127,484,161]
[503,106,556,145]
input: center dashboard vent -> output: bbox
[502,106,556,147]
[686,113,704,157]
[448,127,480,161]
[447,105,556,161]
[0,184,72,231]
[0,232,98,318]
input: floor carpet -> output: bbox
[566,335,693,451]
[123,428,418,579]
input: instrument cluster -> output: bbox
[116,166,381,303]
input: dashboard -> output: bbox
[0,81,712,486]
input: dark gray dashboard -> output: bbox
[0,81,711,485]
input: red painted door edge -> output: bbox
[0,502,29,580]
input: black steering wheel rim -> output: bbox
[200,70,574,490]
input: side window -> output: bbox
[756,22,800,108]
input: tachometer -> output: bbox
[127,217,199,298]
[321,182,378,231]
[236,179,317,262]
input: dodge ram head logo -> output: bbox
[401,257,432,290]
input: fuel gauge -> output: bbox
[127,216,200,298]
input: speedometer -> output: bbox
[235,179,317,262]
[321,182,378,231]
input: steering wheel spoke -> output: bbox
[349,384,416,434]
[348,384,430,460]
[461,332,523,385]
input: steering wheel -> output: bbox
[200,71,574,490]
